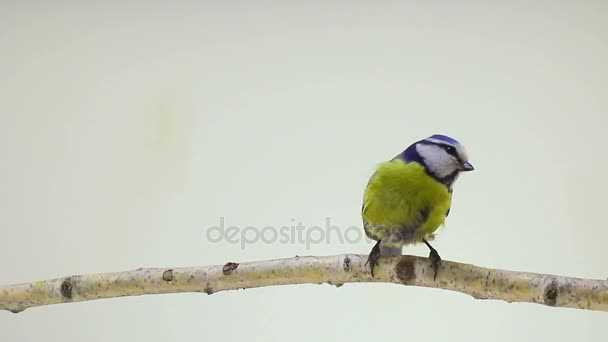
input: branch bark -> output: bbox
[1,254,607,313]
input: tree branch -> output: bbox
[1,254,607,313]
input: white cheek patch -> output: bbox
[426,137,470,162]
[455,145,469,163]
[415,144,460,178]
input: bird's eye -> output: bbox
[443,145,456,154]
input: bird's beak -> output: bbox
[460,161,474,171]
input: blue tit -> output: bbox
[362,134,474,278]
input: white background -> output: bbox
[1,2,607,341]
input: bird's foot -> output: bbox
[365,240,381,277]
[423,239,442,281]
[428,249,442,281]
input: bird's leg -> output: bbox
[423,239,442,280]
[365,240,382,277]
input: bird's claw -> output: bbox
[366,241,381,277]
[428,249,442,281]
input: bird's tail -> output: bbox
[380,245,402,256]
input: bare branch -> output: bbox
[1,255,607,313]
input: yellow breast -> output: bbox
[362,159,452,243]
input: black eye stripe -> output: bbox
[442,144,456,154]
[417,140,463,163]
[440,144,462,162]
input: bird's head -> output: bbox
[399,134,474,188]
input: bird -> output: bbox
[362,134,474,279]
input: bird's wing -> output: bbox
[361,170,378,216]
[445,188,453,217]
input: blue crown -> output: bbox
[429,134,460,145]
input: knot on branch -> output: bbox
[162,270,174,282]
[60,278,73,300]
[343,257,352,272]
[543,280,559,306]
[222,262,239,275]
[395,257,416,283]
